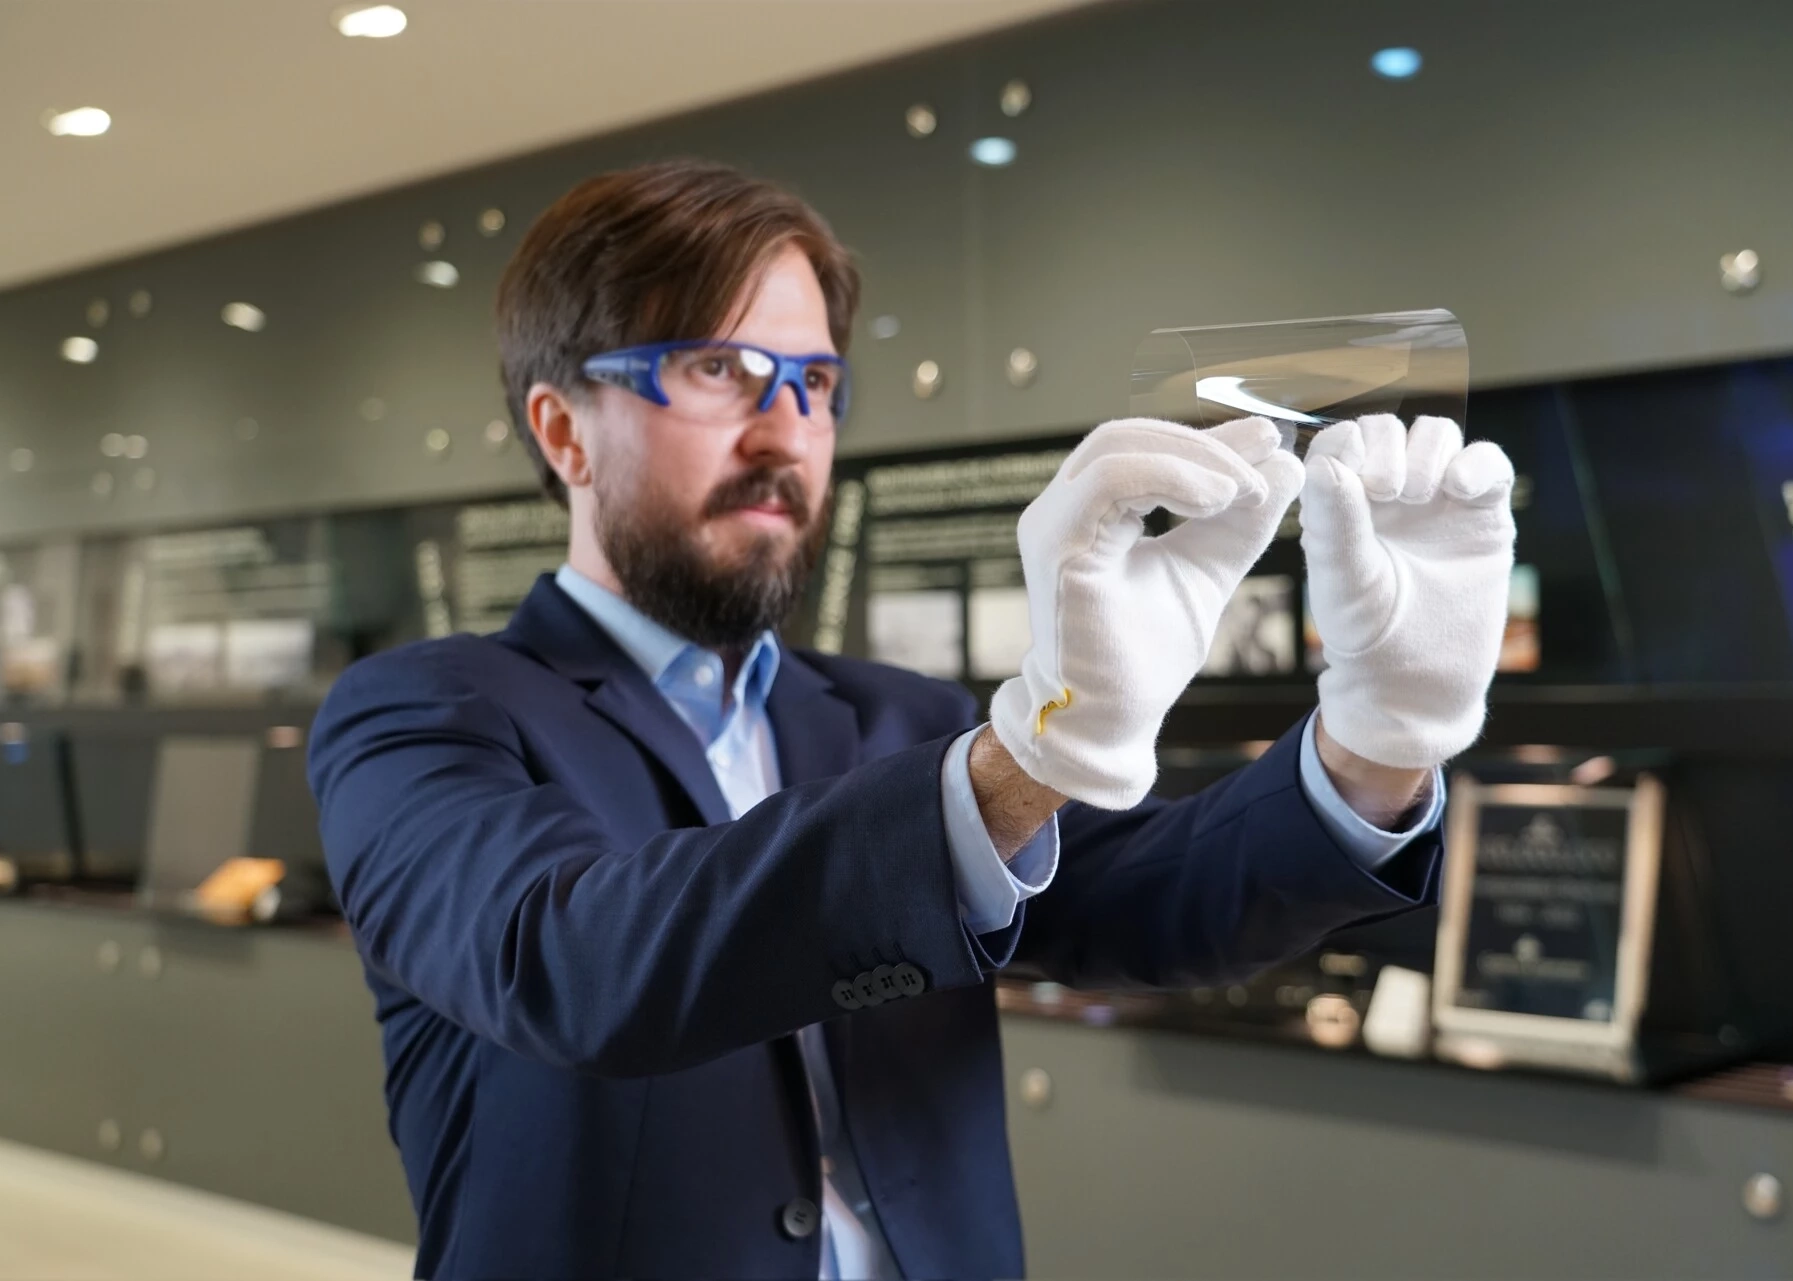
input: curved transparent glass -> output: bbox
[1130,309,1468,452]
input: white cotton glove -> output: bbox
[990,416,1303,809]
[1300,414,1516,769]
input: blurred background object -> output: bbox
[1,0,1790,1277]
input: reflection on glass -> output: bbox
[1131,309,1468,454]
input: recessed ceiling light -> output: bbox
[334,5,407,38]
[969,136,1017,167]
[221,302,266,332]
[1720,249,1762,293]
[44,107,111,137]
[1371,47,1423,79]
[61,336,99,364]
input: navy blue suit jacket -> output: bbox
[308,575,1439,1280]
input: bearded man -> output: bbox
[309,159,1515,1281]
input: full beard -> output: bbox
[596,467,832,654]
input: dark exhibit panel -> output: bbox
[139,737,261,902]
[1566,361,1793,684]
[66,729,158,885]
[0,724,77,883]
[245,731,334,918]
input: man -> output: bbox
[309,159,1516,1280]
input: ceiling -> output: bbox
[0,0,1096,290]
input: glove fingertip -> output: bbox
[1410,414,1464,440]
[1259,450,1306,501]
[1443,440,1516,503]
[1302,451,1350,490]
[1205,415,1281,464]
[1305,420,1364,470]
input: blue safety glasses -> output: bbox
[582,340,852,429]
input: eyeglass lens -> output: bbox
[658,346,842,424]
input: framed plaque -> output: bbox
[1432,774,1665,1082]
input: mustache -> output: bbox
[702,468,812,527]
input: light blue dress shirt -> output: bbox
[554,564,1440,1279]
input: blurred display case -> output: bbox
[789,351,1793,1083]
[0,350,1789,1093]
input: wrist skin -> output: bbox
[1313,712,1433,828]
[966,726,1067,862]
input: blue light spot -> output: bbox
[1371,47,1423,79]
[968,136,1017,167]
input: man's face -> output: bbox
[565,245,838,650]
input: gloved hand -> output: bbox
[1299,414,1516,769]
[990,416,1303,809]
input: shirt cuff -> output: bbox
[940,725,1059,935]
[1298,711,1445,872]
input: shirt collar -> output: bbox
[554,563,781,715]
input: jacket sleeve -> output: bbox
[308,647,1002,1078]
[1007,715,1441,988]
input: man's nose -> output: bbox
[738,382,815,464]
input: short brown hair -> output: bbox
[495,159,861,506]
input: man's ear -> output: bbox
[527,383,593,493]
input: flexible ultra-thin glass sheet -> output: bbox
[1131,309,1469,452]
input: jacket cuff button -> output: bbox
[780,1197,819,1239]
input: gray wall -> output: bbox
[1,0,1790,543]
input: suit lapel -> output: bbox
[765,649,862,788]
[499,575,731,826]
[584,678,732,826]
